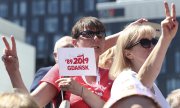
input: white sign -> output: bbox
[58,48,97,76]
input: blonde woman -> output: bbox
[105,1,178,108]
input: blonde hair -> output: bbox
[166,89,180,108]
[0,90,39,108]
[99,46,115,69]
[109,23,156,80]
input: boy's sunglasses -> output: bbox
[126,38,158,49]
[78,30,106,39]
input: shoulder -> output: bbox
[115,69,136,81]
[111,69,138,92]
[35,66,52,76]
[99,67,109,73]
[38,66,52,71]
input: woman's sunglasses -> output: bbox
[126,38,158,49]
[78,30,106,39]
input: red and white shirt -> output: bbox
[41,64,113,108]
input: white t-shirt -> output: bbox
[109,69,170,108]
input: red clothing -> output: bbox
[41,64,113,108]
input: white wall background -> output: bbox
[97,0,180,23]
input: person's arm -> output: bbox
[1,36,57,107]
[104,31,121,52]
[137,1,178,88]
[2,36,28,92]
[31,82,57,107]
[81,86,105,108]
[56,77,105,108]
[30,67,51,92]
[104,18,148,52]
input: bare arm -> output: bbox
[1,36,57,107]
[31,82,57,107]
[104,31,121,52]
[2,36,28,92]
[82,86,105,108]
[137,1,178,88]
[56,78,105,108]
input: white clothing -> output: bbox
[153,84,170,108]
[107,69,170,108]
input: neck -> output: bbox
[84,67,99,84]
[84,76,97,84]
[131,61,141,73]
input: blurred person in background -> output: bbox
[0,88,39,108]
[166,89,180,108]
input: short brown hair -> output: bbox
[71,16,106,39]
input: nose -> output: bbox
[93,35,100,41]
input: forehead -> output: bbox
[138,32,155,40]
[135,26,156,41]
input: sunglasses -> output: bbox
[78,30,106,39]
[126,38,158,49]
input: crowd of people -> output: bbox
[0,1,179,108]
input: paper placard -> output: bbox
[58,48,97,76]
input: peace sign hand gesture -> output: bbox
[1,35,19,75]
[161,1,179,40]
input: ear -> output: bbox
[53,52,58,63]
[72,39,78,47]
[124,50,133,60]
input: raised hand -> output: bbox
[1,35,19,74]
[161,1,178,40]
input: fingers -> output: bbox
[171,3,176,21]
[164,1,170,17]
[56,78,72,90]
[2,36,10,50]
[11,35,17,53]
[163,1,177,29]
[130,18,148,26]
[164,1,176,19]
